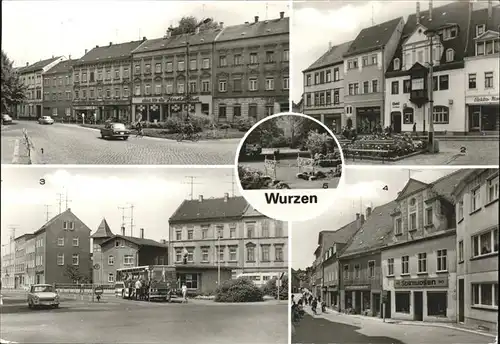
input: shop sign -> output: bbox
[468,95,500,104]
[391,101,400,109]
[139,96,200,104]
[345,285,370,291]
[394,277,448,289]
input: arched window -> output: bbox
[433,106,449,124]
[403,108,414,124]
[394,58,401,70]
[446,48,454,62]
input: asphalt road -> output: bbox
[1,296,287,343]
[1,121,239,165]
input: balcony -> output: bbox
[410,89,428,107]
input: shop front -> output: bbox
[344,284,372,314]
[466,95,500,133]
[326,285,339,309]
[132,95,212,122]
[356,106,382,134]
[303,111,342,134]
[73,105,98,123]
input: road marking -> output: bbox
[11,139,20,164]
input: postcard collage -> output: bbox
[0,1,498,344]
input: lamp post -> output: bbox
[424,28,437,153]
[217,227,221,287]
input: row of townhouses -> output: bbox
[302,1,499,135]
[309,168,498,332]
[12,13,289,123]
[1,194,288,294]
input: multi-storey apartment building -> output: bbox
[212,13,289,122]
[168,194,287,293]
[17,56,64,119]
[453,169,498,331]
[72,40,144,122]
[302,41,352,133]
[13,234,34,289]
[464,4,500,133]
[1,252,15,289]
[130,29,220,121]
[343,17,404,133]
[385,1,471,134]
[381,170,469,323]
[43,59,76,119]
[339,203,395,317]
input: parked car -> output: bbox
[2,114,13,124]
[100,122,131,140]
[114,282,125,298]
[38,116,55,125]
[27,284,60,309]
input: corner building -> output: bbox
[42,59,76,120]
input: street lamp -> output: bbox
[217,227,221,287]
[424,28,438,153]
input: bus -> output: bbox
[116,265,177,301]
[235,272,283,287]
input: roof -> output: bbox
[75,40,144,65]
[340,201,397,258]
[33,208,89,235]
[169,196,249,223]
[466,5,500,57]
[101,235,168,248]
[14,233,34,241]
[429,169,473,203]
[133,30,221,54]
[91,218,114,238]
[344,17,403,58]
[44,59,77,75]
[304,41,352,73]
[215,17,289,42]
[318,219,360,252]
[21,56,62,74]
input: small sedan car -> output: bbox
[27,284,60,309]
[100,123,131,140]
[38,116,55,125]
[114,281,125,298]
[2,114,13,124]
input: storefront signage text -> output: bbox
[392,101,400,109]
[394,277,448,289]
[469,95,500,104]
[140,96,200,104]
[345,285,370,291]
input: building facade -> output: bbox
[453,169,498,331]
[72,40,144,122]
[42,59,76,119]
[13,234,34,289]
[212,13,289,122]
[302,41,352,133]
[343,17,404,133]
[464,5,500,133]
[130,30,219,122]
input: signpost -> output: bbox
[382,290,388,322]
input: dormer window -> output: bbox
[446,48,454,62]
[394,58,400,70]
[442,26,458,40]
[476,24,486,37]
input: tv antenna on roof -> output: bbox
[183,176,202,200]
[371,2,375,26]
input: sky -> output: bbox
[0,167,236,255]
[291,0,461,102]
[291,167,461,269]
[2,0,289,68]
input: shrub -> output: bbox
[238,165,273,189]
[305,131,334,156]
[214,277,264,302]
[261,276,288,300]
[235,118,256,132]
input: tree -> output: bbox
[168,16,222,36]
[245,118,284,147]
[262,276,288,300]
[64,264,84,283]
[1,50,27,115]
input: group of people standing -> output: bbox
[291,289,327,322]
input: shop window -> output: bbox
[395,292,410,313]
[472,283,498,308]
[427,292,447,316]
[433,106,449,124]
[179,273,198,289]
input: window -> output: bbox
[265,78,274,90]
[249,53,258,64]
[363,81,369,94]
[283,49,289,62]
[124,255,134,266]
[391,81,399,94]
[144,84,151,96]
[189,81,196,93]
[218,80,227,92]
[427,292,447,316]
[472,283,498,308]
[387,258,394,276]
[275,246,284,261]
[114,69,120,79]
[106,70,111,80]
[155,84,161,95]
[246,223,255,238]
[261,245,270,261]
[401,256,409,274]
[115,88,120,98]
[473,228,499,257]
[437,249,447,272]
[134,85,141,96]
[471,187,481,212]
[265,51,274,63]
[425,207,433,226]
[306,74,312,86]
[179,273,198,289]
[418,253,427,273]
[108,273,114,283]
[227,246,236,261]
[439,75,449,90]
[395,292,410,313]
[248,104,257,118]
[72,254,79,266]
[218,105,226,119]
[446,49,454,62]
[266,106,274,117]
[246,246,255,261]
[175,230,182,241]
[233,78,242,92]
[233,105,241,118]
[433,106,449,124]
[57,237,64,246]
[72,238,79,247]
[202,58,210,69]
[372,80,378,93]
[175,249,182,263]
[108,255,114,265]
[326,70,332,82]
[177,82,184,94]
[229,225,236,238]
[468,74,477,89]
[488,175,499,202]
[401,79,411,93]
[393,58,401,70]
[249,78,258,91]
[219,56,227,67]
[57,254,64,266]
[354,264,360,278]
[82,73,87,82]
[178,60,185,71]
[485,72,494,88]
[166,82,173,94]
[216,225,223,239]
[368,261,375,278]
[218,247,225,262]
[187,229,193,240]
[333,68,339,81]
[347,58,358,69]
[343,264,349,279]
[476,24,485,37]
[457,240,464,263]
[190,59,197,70]
[261,221,269,237]
[201,248,209,262]
[166,62,173,72]
[123,68,129,78]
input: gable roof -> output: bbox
[133,29,221,54]
[396,178,429,200]
[344,17,403,58]
[304,41,352,73]
[91,218,114,238]
[169,196,249,223]
[429,169,472,203]
[466,5,500,57]
[340,201,397,258]
[22,56,63,74]
[215,17,289,42]
[101,235,168,249]
[44,59,77,75]
[75,40,144,66]
[33,208,90,235]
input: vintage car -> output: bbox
[114,281,125,298]
[2,114,13,124]
[27,284,60,309]
[38,116,55,125]
[100,123,131,140]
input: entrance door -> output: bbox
[385,291,391,318]
[391,111,402,133]
[373,293,381,317]
[36,105,42,119]
[414,291,423,321]
[470,108,481,130]
[458,279,465,322]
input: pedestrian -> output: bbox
[291,294,295,305]
[181,283,188,303]
[312,298,318,315]
[136,121,143,138]
[412,123,417,136]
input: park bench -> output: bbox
[344,148,391,163]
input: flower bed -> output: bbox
[238,165,291,189]
[341,134,427,159]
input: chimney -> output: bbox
[109,42,112,46]
[488,0,493,20]
[198,195,203,202]
[366,206,372,218]
[254,16,259,23]
[121,226,125,236]
[26,62,29,66]
[356,213,360,220]
[429,0,433,21]
[85,49,88,54]
[328,41,332,50]
[416,2,420,25]
[140,228,144,239]
[360,214,365,225]
[219,22,224,28]
[142,36,147,41]
[224,193,229,202]
[160,239,167,244]
[280,11,285,19]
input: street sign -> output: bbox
[93,264,100,270]
[279,272,285,280]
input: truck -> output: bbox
[116,265,177,302]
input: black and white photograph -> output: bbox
[292,0,499,165]
[1,1,290,165]
[237,114,343,190]
[0,167,289,344]
[290,168,499,344]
